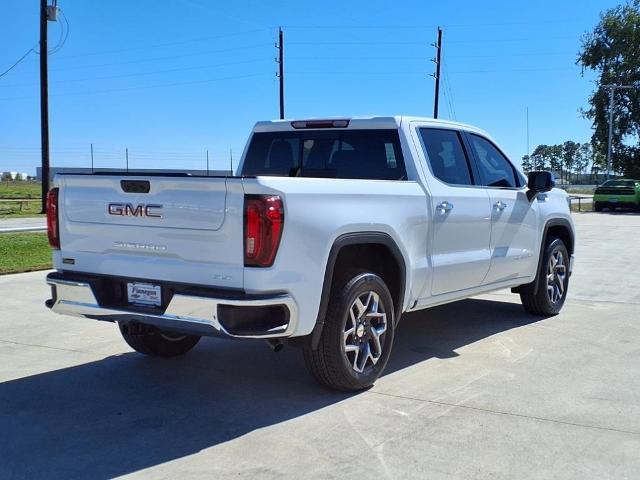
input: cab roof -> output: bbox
[253,116,489,137]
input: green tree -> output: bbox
[548,145,564,182]
[531,145,550,170]
[562,141,580,183]
[578,0,640,177]
[521,154,533,172]
[575,143,592,178]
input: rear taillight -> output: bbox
[46,188,60,249]
[244,195,284,267]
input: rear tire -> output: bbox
[520,238,569,316]
[594,202,602,212]
[119,323,200,357]
[304,272,395,391]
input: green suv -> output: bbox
[593,179,640,211]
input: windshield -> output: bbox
[241,129,407,180]
[602,179,638,187]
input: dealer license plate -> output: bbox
[127,282,162,306]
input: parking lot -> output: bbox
[1,212,639,480]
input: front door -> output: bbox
[465,133,538,284]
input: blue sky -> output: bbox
[0,0,618,174]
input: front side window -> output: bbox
[242,129,406,180]
[419,128,474,186]
[469,135,519,188]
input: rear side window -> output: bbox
[469,134,519,188]
[419,128,474,186]
[241,129,406,180]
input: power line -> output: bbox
[288,36,576,46]
[442,58,457,121]
[2,58,270,88]
[48,8,69,55]
[0,72,269,101]
[283,65,575,76]
[447,51,576,59]
[448,66,577,74]
[0,45,38,79]
[278,19,587,29]
[5,43,272,77]
[53,28,270,60]
[288,56,428,60]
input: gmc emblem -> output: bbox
[108,203,163,218]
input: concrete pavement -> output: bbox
[0,212,639,479]
[0,217,46,233]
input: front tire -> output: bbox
[119,323,201,357]
[520,238,569,316]
[304,272,395,391]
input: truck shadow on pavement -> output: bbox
[0,297,545,480]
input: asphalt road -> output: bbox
[0,212,639,479]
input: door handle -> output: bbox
[494,201,508,211]
[436,201,454,214]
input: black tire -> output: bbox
[304,272,395,391]
[119,323,201,357]
[520,237,570,316]
[594,202,602,212]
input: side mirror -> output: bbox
[526,171,555,201]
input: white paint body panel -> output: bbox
[51,116,574,338]
[484,188,539,285]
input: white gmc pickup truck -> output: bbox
[45,116,575,391]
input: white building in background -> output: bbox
[1,171,29,180]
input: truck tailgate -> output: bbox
[55,175,245,289]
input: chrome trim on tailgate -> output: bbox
[47,277,297,339]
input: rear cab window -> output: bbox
[241,129,407,180]
[418,128,475,186]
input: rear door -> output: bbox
[464,133,538,284]
[415,127,492,296]
[57,175,245,289]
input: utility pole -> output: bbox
[125,147,129,172]
[432,27,443,119]
[276,27,285,119]
[40,0,58,213]
[602,84,636,180]
[526,107,530,157]
[206,149,209,176]
[90,143,94,172]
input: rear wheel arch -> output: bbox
[309,232,406,349]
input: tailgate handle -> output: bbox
[121,180,150,194]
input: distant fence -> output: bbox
[0,198,40,216]
[568,196,593,212]
[36,167,233,181]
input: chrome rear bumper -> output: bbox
[46,275,297,339]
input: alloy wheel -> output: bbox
[343,291,388,373]
[546,249,567,304]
